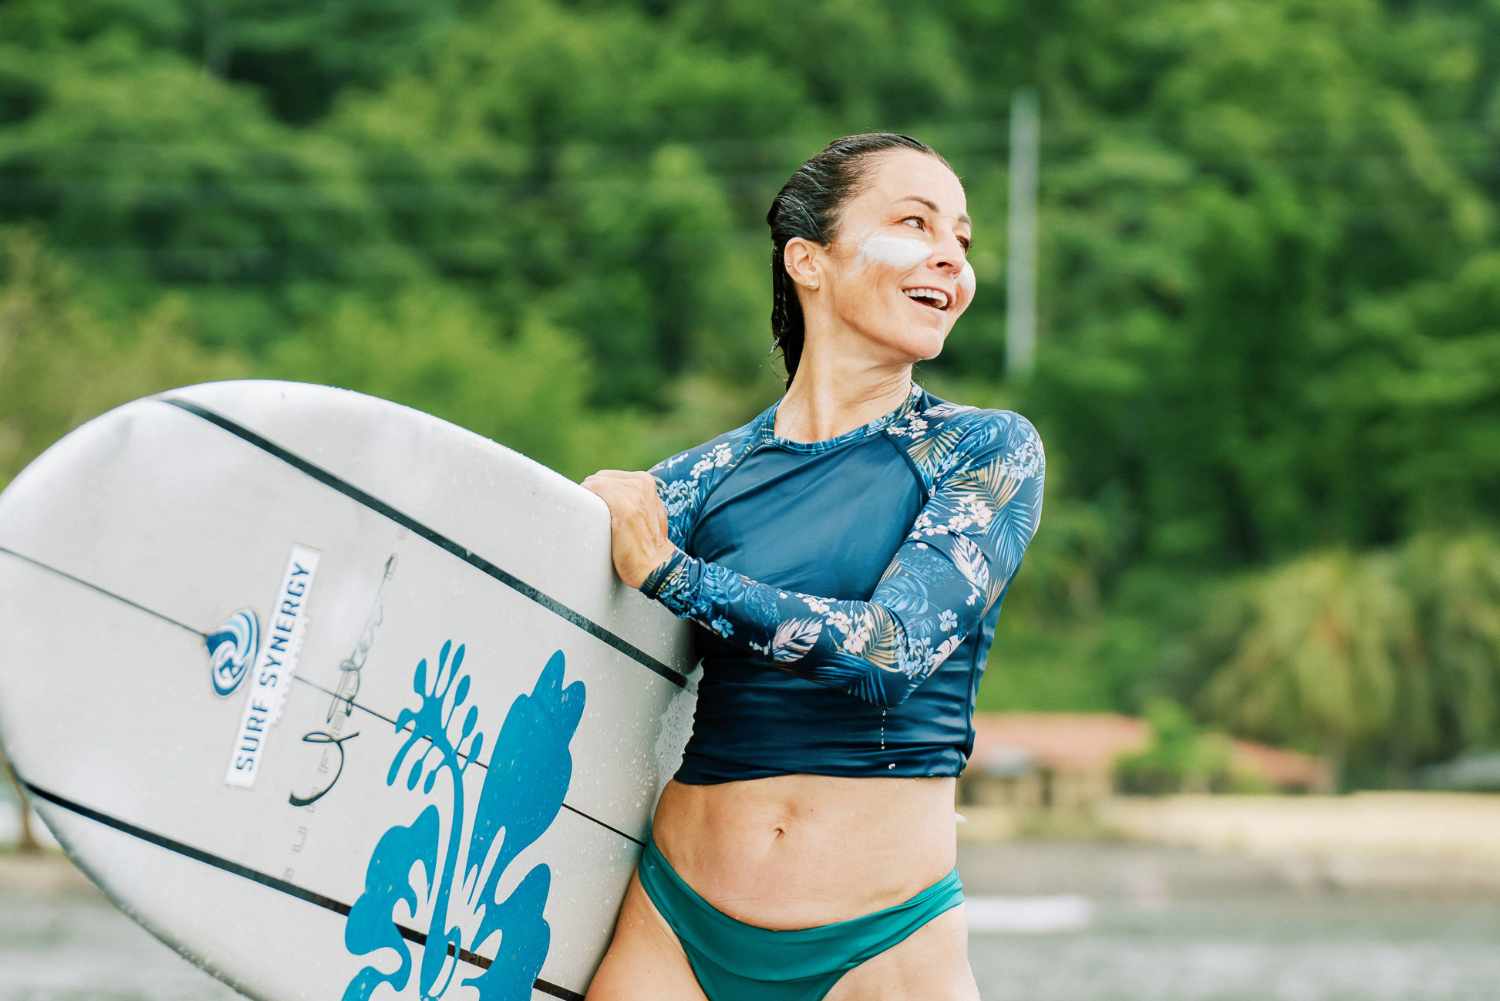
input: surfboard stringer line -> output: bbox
[160,397,685,688]
[0,545,647,848]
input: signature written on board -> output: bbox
[289,553,397,808]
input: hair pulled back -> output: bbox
[766,133,949,386]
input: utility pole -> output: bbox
[1007,88,1039,378]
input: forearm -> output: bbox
[642,548,978,707]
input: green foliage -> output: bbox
[323,0,796,405]
[4,0,1500,783]
[0,0,460,124]
[268,287,657,480]
[1200,551,1419,774]
[1197,534,1500,787]
[1115,699,1249,795]
[1027,0,1496,566]
[1403,534,1500,754]
[0,230,246,485]
[0,32,393,356]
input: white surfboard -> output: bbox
[0,380,697,1001]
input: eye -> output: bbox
[958,236,972,252]
[901,215,926,231]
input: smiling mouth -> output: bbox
[903,287,951,311]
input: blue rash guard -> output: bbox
[641,384,1045,784]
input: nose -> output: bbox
[929,227,967,275]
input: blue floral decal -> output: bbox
[343,641,586,1001]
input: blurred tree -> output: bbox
[0,230,246,487]
[1401,533,1500,757]
[323,0,796,405]
[1199,550,1425,786]
[0,0,461,124]
[198,0,462,124]
[1027,0,1494,568]
[268,284,657,479]
[0,36,395,353]
[1197,534,1500,786]
[0,0,1499,776]
[1114,698,1254,795]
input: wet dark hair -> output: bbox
[766,133,951,386]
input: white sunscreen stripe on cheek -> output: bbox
[959,261,976,294]
[856,235,931,269]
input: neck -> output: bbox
[774,339,912,443]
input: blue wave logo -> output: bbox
[343,641,585,1001]
[206,610,259,697]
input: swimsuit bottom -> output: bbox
[636,838,965,1001]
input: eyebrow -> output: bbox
[894,196,971,227]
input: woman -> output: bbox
[582,133,1044,1001]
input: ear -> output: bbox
[783,237,822,290]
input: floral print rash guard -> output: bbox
[641,384,1045,783]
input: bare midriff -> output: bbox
[649,774,957,931]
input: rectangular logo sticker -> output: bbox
[225,543,322,789]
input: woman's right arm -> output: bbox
[583,421,762,588]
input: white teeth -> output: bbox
[903,287,950,309]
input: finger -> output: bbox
[582,480,627,509]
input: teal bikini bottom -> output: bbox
[636,838,965,1001]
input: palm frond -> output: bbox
[947,460,1024,513]
[860,606,902,670]
[950,534,990,594]
[771,618,822,663]
[989,503,1041,569]
[907,425,967,474]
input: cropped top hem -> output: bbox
[673,752,966,786]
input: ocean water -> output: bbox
[0,889,238,1001]
[968,895,1500,1001]
[2,882,1499,1001]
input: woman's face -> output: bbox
[790,149,974,366]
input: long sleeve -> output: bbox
[649,422,763,550]
[642,411,1044,708]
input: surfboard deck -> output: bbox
[0,380,695,1001]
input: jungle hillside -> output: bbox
[3,0,1500,789]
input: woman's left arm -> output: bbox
[636,413,1044,709]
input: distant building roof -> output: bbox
[1230,738,1327,790]
[972,713,1146,777]
[970,712,1328,790]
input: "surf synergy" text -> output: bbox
[225,544,322,788]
